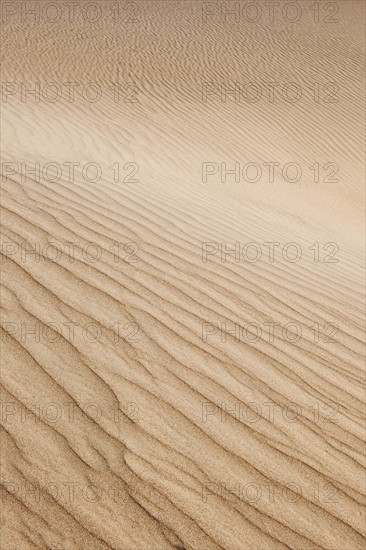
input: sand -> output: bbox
[0,1,365,549]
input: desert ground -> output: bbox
[0,1,365,549]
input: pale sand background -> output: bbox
[1,1,365,549]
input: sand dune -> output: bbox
[1,1,365,549]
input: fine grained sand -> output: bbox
[1,1,365,549]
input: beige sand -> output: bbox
[1,1,365,549]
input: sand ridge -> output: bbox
[1,1,365,549]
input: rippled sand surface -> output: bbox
[1,1,365,549]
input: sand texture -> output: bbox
[0,1,365,549]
